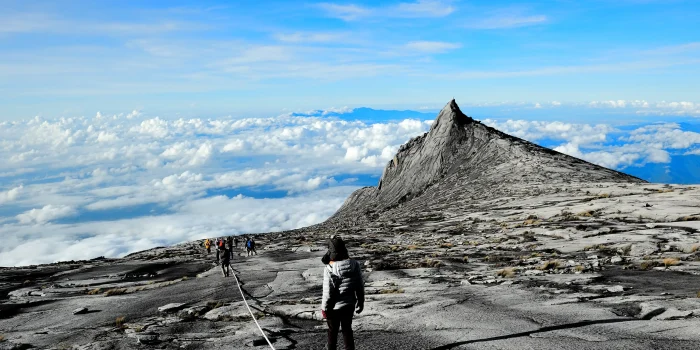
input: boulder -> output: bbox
[203,302,249,321]
[629,242,658,257]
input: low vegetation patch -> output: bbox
[115,316,126,329]
[207,301,225,310]
[663,257,680,268]
[379,288,405,294]
[440,243,454,248]
[497,268,515,278]
[640,261,660,270]
[406,244,419,250]
[575,265,586,272]
[576,210,595,217]
[104,288,127,296]
[691,245,699,253]
[421,258,442,268]
[0,335,5,342]
[540,260,560,270]
[680,216,700,221]
[86,288,102,295]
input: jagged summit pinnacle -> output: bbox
[330,99,644,220]
[429,99,472,134]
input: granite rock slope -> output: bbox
[333,99,642,221]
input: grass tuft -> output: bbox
[540,260,560,270]
[663,257,680,268]
[497,268,515,278]
[86,288,102,295]
[575,265,586,272]
[379,288,405,294]
[104,288,127,296]
[640,261,659,270]
[440,243,454,248]
[115,316,126,329]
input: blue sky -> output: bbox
[1,0,699,119]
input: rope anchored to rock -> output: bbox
[229,264,276,350]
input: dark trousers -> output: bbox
[326,307,355,350]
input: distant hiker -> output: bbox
[227,236,233,250]
[321,236,364,350]
[219,246,231,277]
[204,238,211,254]
[233,236,239,248]
[246,238,257,256]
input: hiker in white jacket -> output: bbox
[321,236,364,350]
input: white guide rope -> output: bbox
[229,264,276,350]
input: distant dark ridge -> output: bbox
[329,99,644,222]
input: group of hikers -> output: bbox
[201,234,363,350]
[202,235,257,277]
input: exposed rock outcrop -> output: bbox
[332,99,643,220]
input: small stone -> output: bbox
[610,256,623,264]
[524,269,544,276]
[72,307,88,315]
[607,285,624,293]
[136,333,160,344]
[158,303,186,313]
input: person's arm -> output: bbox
[355,261,365,314]
[321,267,332,316]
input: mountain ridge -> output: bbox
[331,99,644,220]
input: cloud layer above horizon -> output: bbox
[2,103,700,266]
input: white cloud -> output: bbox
[16,205,77,224]
[482,119,612,146]
[394,0,455,18]
[403,41,461,54]
[0,187,354,266]
[317,1,454,21]
[274,32,348,43]
[316,3,372,21]
[465,14,547,29]
[0,185,23,204]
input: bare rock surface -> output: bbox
[2,100,700,349]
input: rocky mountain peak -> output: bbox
[429,98,472,134]
[331,99,644,220]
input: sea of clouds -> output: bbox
[2,103,700,266]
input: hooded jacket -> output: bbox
[322,259,364,311]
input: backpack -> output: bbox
[246,240,252,249]
[218,240,224,248]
